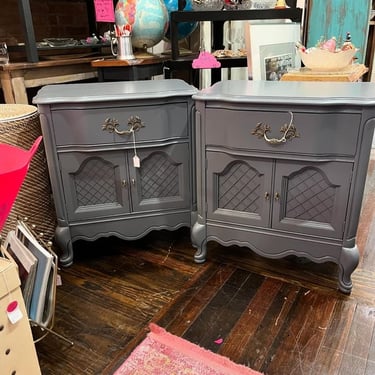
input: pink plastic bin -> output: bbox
[0,136,42,231]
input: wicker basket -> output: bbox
[0,104,57,242]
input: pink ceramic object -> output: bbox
[192,51,221,69]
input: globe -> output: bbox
[163,0,198,41]
[115,0,169,49]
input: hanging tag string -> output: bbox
[132,127,140,168]
[132,127,137,158]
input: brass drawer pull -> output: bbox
[252,111,299,145]
[102,115,145,136]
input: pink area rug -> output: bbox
[114,323,263,375]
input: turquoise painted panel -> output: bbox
[306,0,371,63]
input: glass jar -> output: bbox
[192,0,224,10]
[251,0,275,8]
[223,0,252,10]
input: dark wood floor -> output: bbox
[35,151,375,375]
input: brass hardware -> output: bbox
[121,180,128,188]
[102,115,145,136]
[264,192,270,200]
[131,178,135,185]
[252,111,299,145]
[274,192,280,201]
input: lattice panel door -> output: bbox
[59,151,130,221]
[129,144,190,212]
[206,152,272,227]
[273,160,353,239]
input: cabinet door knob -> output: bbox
[274,192,280,201]
[264,192,270,200]
[131,178,136,185]
[121,180,128,188]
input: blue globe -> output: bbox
[163,0,198,41]
[115,0,169,49]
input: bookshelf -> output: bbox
[164,1,303,86]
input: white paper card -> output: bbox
[7,301,23,324]
[245,21,301,81]
[133,155,140,168]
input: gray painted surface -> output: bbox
[33,79,197,266]
[192,80,375,294]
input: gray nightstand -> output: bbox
[34,79,197,266]
[192,80,375,293]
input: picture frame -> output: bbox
[15,221,53,324]
[245,21,302,81]
[2,231,38,314]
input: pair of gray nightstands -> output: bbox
[34,79,375,293]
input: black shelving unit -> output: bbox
[165,0,303,86]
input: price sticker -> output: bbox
[133,155,140,168]
[7,301,23,324]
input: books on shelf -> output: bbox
[245,21,301,81]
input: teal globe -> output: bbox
[163,0,198,41]
[115,0,169,49]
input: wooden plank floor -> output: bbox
[35,151,375,375]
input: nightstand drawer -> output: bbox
[205,109,360,156]
[51,102,188,146]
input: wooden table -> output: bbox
[0,56,100,104]
[281,64,368,82]
[91,53,167,82]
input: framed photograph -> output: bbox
[264,52,294,81]
[245,21,301,81]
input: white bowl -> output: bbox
[298,48,358,71]
[43,38,77,47]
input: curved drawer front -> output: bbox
[205,108,361,156]
[51,102,188,146]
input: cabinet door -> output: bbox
[272,160,353,239]
[59,151,130,221]
[206,151,273,227]
[128,143,190,212]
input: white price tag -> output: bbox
[7,301,23,324]
[133,155,140,168]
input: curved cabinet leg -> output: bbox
[338,245,360,294]
[55,225,74,267]
[191,220,207,263]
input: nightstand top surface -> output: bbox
[193,80,375,106]
[33,79,197,104]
